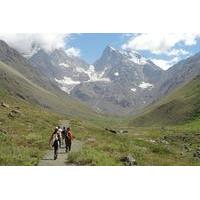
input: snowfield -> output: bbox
[131,88,137,92]
[139,82,154,89]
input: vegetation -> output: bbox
[0,89,62,165]
[1,58,200,165]
[67,116,200,166]
[131,75,200,126]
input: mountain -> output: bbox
[28,44,200,116]
[155,52,200,99]
[71,46,163,115]
[131,75,200,126]
[94,46,162,83]
[0,40,99,119]
[29,48,94,93]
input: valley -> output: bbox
[0,38,200,166]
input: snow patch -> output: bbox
[109,46,116,51]
[114,72,119,76]
[78,65,110,82]
[55,77,80,94]
[119,50,148,65]
[59,63,70,68]
[139,82,154,89]
[55,65,111,94]
[131,88,137,92]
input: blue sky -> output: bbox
[66,33,131,63]
[0,33,199,70]
[66,33,200,70]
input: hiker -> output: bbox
[66,127,75,152]
[49,127,59,160]
[61,127,68,152]
[61,126,66,145]
[57,126,62,148]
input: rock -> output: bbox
[8,112,15,118]
[160,139,169,145]
[14,106,20,110]
[86,137,96,143]
[11,109,21,114]
[1,102,9,108]
[120,154,137,166]
[184,144,191,152]
[105,128,117,134]
[119,130,128,134]
[149,139,156,143]
[193,148,200,158]
[0,128,8,135]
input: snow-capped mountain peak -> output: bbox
[119,49,148,65]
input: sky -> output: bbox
[66,33,200,69]
[0,33,200,70]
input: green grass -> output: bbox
[1,88,200,165]
[0,89,62,165]
[130,76,200,126]
[1,61,200,165]
[67,117,200,165]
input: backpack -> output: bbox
[62,129,67,138]
[67,130,73,140]
[52,134,59,147]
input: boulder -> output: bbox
[120,154,137,166]
[160,139,169,145]
[11,109,21,114]
[184,144,191,152]
[8,112,15,118]
[193,148,200,158]
[119,130,128,134]
[0,128,8,135]
[1,102,9,108]
[105,128,117,134]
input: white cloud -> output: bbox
[65,47,81,57]
[0,33,69,57]
[151,57,180,70]
[122,33,200,54]
[166,48,190,56]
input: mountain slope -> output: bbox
[131,75,200,126]
[0,40,102,120]
[0,40,64,95]
[156,52,200,99]
[71,46,163,115]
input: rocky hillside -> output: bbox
[131,75,200,126]
[71,46,163,115]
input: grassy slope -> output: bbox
[67,76,200,166]
[0,61,101,120]
[68,119,200,166]
[1,60,200,166]
[130,75,200,126]
[0,60,122,165]
[0,89,62,165]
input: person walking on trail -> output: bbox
[61,126,66,146]
[57,126,62,148]
[66,127,75,152]
[49,127,59,160]
[61,127,68,152]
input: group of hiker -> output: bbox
[49,126,75,160]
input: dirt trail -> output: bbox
[38,120,83,166]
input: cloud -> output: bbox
[166,48,190,56]
[65,47,81,57]
[122,33,200,54]
[0,33,69,57]
[151,57,180,70]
